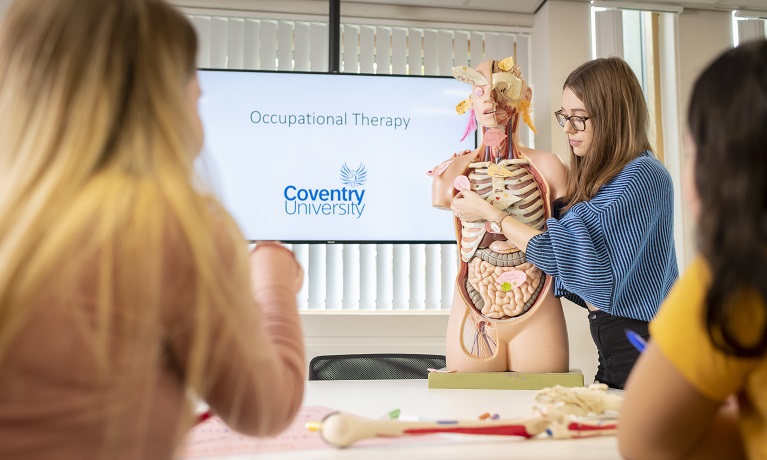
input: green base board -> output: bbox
[427,369,584,390]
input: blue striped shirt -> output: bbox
[526,151,678,322]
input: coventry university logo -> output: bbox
[340,163,367,188]
[283,162,367,219]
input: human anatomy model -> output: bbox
[428,57,569,372]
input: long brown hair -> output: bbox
[561,57,653,211]
[689,40,767,356]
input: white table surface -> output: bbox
[183,379,622,460]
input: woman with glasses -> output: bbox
[452,56,678,389]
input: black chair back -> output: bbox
[308,353,446,380]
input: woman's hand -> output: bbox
[451,189,496,222]
[251,242,304,292]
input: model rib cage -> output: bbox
[459,158,548,320]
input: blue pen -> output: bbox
[624,329,647,353]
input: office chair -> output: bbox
[308,353,446,380]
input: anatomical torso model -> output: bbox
[429,57,569,372]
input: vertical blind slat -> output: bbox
[243,19,261,70]
[409,244,426,310]
[375,27,392,74]
[453,31,470,67]
[484,32,503,60]
[470,32,484,67]
[423,29,439,75]
[277,22,294,71]
[498,32,516,59]
[359,245,376,310]
[437,30,454,75]
[375,244,393,310]
[514,33,533,147]
[391,28,408,74]
[440,244,457,310]
[227,18,245,69]
[191,16,212,68]
[260,21,278,71]
[342,24,360,73]
[326,244,343,310]
[310,23,329,72]
[424,244,442,310]
[392,245,410,310]
[294,22,311,71]
[407,29,424,75]
[342,245,360,310]
[210,17,228,68]
[359,26,376,73]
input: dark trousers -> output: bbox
[588,309,650,390]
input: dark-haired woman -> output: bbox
[619,40,767,460]
[451,56,678,389]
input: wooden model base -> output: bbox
[427,369,584,390]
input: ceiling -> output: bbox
[174,0,767,16]
[354,0,767,13]
[342,0,767,14]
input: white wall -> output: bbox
[531,0,592,159]
[531,0,599,382]
[675,8,733,268]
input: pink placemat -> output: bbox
[178,406,335,458]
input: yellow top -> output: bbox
[650,256,767,459]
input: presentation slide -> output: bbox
[196,69,476,243]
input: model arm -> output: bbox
[450,188,542,251]
[619,342,745,460]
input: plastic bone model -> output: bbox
[316,384,622,448]
[428,57,569,373]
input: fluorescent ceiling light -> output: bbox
[591,1,683,14]
[734,9,767,19]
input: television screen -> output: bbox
[196,69,476,243]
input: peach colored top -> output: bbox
[0,243,305,460]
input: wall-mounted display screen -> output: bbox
[196,69,476,243]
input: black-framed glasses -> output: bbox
[554,110,590,131]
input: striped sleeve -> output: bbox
[526,155,678,321]
[526,202,614,310]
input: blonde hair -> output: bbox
[561,57,653,211]
[0,0,258,451]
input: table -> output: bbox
[181,379,622,459]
